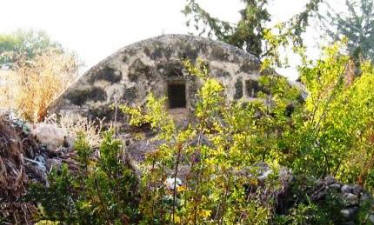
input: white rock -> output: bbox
[340,207,358,219]
[32,123,68,152]
[329,183,341,189]
[341,185,353,194]
[258,169,272,182]
[165,177,182,190]
[344,193,359,206]
[352,184,362,195]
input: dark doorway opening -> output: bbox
[168,82,187,108]
[245,79,260,98]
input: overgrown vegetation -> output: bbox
[0,30,62,68]
[321,0,374,63]
[29,45,374,223]
[0,40,78,122]
[183,0,323,67]
[3,1,374,224]
[28,132,140,225]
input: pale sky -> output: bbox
[0,0,343,80]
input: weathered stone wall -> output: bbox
[48,34,261,123]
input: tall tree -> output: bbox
[183,0,270,58]
[323,0,374,63]
[0,30,61,67]
[183,0,323,61]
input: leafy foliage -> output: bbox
[296,42,374,188]
[0,30,62,68]
[124,61,283,224]
[28,131,140,224]
[29,48,374,223]
[183,0,323,67]
[322,0,374,63]
[121,57,362,224]
[183,0,270,58]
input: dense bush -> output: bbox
[28,132,140,224]
[29,43,374,224]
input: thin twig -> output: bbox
[172,143,182,224]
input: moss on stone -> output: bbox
[128,59,151,82]
[150,48,163,60]
[122,55,128,63]
[212,68,231,77]
[211,46,228,61]
[123,87,137,102]
[146,44,174,60]
[123,48,137,57]
[88,66,122,84]
[88,104,117,122]
[163,47,173,59]
[157,61,184,78]
[240,61,260,73]
[177,43,199,62]
[143,47,151,57]
[67,87,107,105]
[234,78,243,99]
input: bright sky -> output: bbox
[0,0,342,80]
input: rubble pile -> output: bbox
[310,176,374,224]
[0,114,77,224]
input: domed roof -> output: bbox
[48,34,261,122]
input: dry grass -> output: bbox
[0,49,78,122]
[45,113,104,148]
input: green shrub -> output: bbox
[28,131,140,224]
[28,43,374,224]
